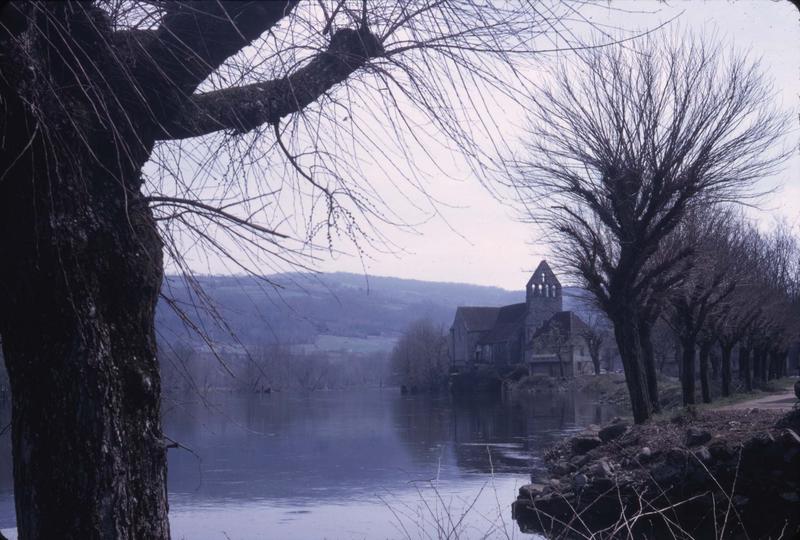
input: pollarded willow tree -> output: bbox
[507,33,789,423]
[0,1,599,537]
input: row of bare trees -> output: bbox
[507,33,795,423]
[661,212,799,405]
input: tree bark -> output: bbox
[611,308,653,424]
[0,12,169,535]
[638,322,661,413]
[710,351,720,380]
[720,343,733,397]
[0,164,169,539]
[698,341,712,404]
[752,349,761,384]
[768,350,783,380]
[681,341,696,405]
[753,348,766,384]
[740,346,753,392]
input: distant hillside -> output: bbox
[156,272,597,354]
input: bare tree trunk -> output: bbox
[0,66,169,537]
[753,348,766,384]
[638,322,661,413]
[710,351,720,380]
[0,183,169,538]
[778,351,787,378]
[768,350,783,380]
[740,346,753,392]
[611,309,652,424]
[752,349,761,384]
[681,341,696,405]
[698,341,712,404]
[720,343,734,397]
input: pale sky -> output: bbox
[314,1,800,290]
[154,1,800,291]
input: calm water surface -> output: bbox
[0,388,623,539]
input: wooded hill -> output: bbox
[156,273,593,353]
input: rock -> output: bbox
[519,483,544,499]
[570,453,590,469]
[551,460,572,476]
[666,447,688,465]
[692,446,712,464]
[572,473,588,490]
[589,459,614,479]
[636,446,652,462]
[572,436,603,455]
[708,441,732,461]
[592,477,615,492]
[780,492,800,503]
[652,463,682,486]
[685,428,712,447]
[599,422,629,443]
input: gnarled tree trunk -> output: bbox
[680,340,696,405]
[720,343,734,397]
[611,305,653,423]
[0,6,169,537]
[698,341,712,404]
[638,322,661,413]
[740,346,753,391]
[0,150,169,538]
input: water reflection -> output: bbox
[0,389,623,539]
[394,391,617,476]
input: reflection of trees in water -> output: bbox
[392,390,623,475]
[162,391,414,501]
[147,390,627,503]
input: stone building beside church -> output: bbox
[449,261,594,377]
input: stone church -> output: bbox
[448,261,593,377]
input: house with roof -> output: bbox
[449,261,593,377]
[526,310,594,376]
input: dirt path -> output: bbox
[715,390,797,411]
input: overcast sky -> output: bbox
[309,1,800,291]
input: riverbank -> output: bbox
[510,373,796,413]
[512,406,800,539]
[509,373,684,409]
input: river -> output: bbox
[0,388,623,539]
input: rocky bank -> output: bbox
[512,408,800,539]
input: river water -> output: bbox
[0,388,623,539]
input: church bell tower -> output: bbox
[525,260,563,339]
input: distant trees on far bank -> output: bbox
[390,319,449,393]
[160,342,390,394]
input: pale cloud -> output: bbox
[320,1,800,290]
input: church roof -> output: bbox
[530,311,590,342]
[478,303,527,345]
[454,306,501,332]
